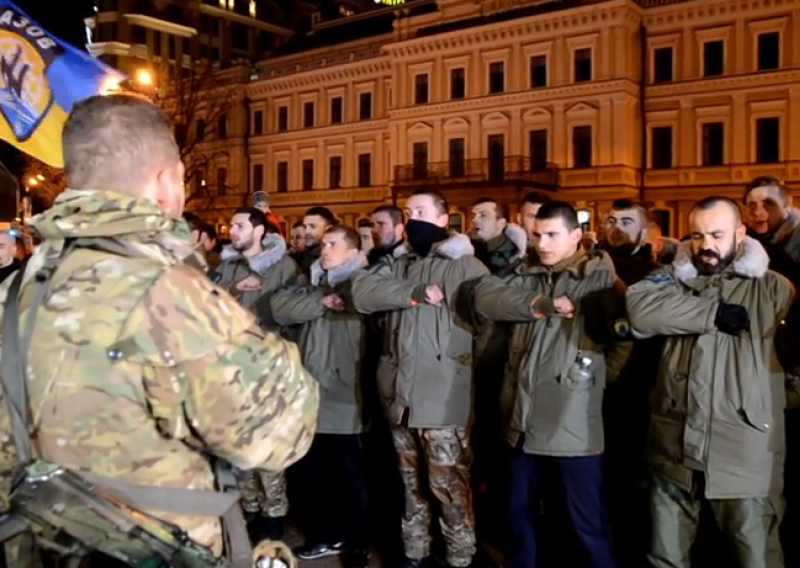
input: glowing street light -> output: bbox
[135,69,154,86]
[27,177,38,186]
[36,174,45,181]
[100,75,122,95]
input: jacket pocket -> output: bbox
[557,349,597,392]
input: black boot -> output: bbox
[399,557,429,568]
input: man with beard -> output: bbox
[472,201,627,568]
[744,175,800,566]
[602,199,659,285]
[517,191,551,245]
[351,190,489,568]
[467,197,527,549]
[369,205,405,265]
[600,199,661,568]
[297,206,336,275]
[210,206,303,542]
[627,196,796,568]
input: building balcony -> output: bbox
[393,156,559,188]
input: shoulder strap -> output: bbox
[0,242,252,567]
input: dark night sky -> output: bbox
[0,0,96,175]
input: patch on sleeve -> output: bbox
[613,319,632,339]
[645,272,672,284]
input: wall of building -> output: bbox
[176,0,800,238]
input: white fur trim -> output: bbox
[672,236,769,282]
[310,251,368,286]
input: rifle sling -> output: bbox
[0,241,253,568]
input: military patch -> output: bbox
[645,272,672,284]
[614,319,631,339]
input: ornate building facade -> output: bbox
[105,0,800,237]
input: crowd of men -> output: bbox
[180,171,800,568]
[2,93,799,568]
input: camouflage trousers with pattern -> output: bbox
[235,469,289,518]
[391,425,476,567]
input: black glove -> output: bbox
[714,302,751,335]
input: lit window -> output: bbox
[249,0,256,17]
[218,0,225,8]
[227,0,235,10]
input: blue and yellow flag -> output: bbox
[0,2,124,167]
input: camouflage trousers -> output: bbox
[648,474,784,568]
[391,425,476,567]
[235,469,289,518]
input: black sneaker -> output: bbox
[399,557,428,568]
[294,542,346,561]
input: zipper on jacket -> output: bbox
[525,270,558,430]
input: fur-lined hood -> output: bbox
[219,233,287,274]
[310,251,368,286]
[768,207,800,244]
[393,232,474,260]
[504,224,528,260]
[672,236,769,283]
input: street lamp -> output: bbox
[27,176,38,187]
[36,174,44,181]
[135,69,153,86]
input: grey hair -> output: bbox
[62,94,180,192]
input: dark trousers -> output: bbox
[300,433,369,550]
[506,444,616,568]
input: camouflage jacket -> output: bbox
[0,189,319,555]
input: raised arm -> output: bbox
[473,275,547,323]
[626,268,717,338]
[271,286,326,326]
[126,267,319,473]
[350,262,423,314]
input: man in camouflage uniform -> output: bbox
[0,94,319,559]
[352,190,489,568]
[210,206,303,541]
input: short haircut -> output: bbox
[473,197,509,221]
[291,220,304,230]
[304,206,337,226]
[535,201,580,231]
[63,94,179,192]
[609,198,648,224]
[411,189,448,216]
[372,205,403,226]
[692,196,742,225]
[326,225,361,250]
[357,218,373,229]
[201,223,217,241]
[520,191,552,207]
[233,206,269,233]
[744,175,790,205]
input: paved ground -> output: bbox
[282,525,383,568]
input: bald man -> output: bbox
[627,196,796,568]
[0,231,19,284]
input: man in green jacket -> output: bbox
[272,225,394,568]
[626,196,796,568]
[473,201,628,568]
[210,206,303,541]
[351,190,489,568]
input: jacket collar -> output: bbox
[310,251,368,286]
[502,224,527,260]
[393,232,475,260]
[672,236,769,283]
[520,248,615,278]
[219,233,286,274]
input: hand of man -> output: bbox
[235,275,262,291]
[715,302,750,335]
[424,285,444,307]
[553,296,575,318]
[323,294,345,311]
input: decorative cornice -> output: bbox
[388,79,640,120]
[646,69,800,98]
[248,119,390,147]
[270,187,391,208]
[385,0,640,60]
[643,0,800,27]
[255,42,390,81]
[246,58,391,96]
[124,14,197,37]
